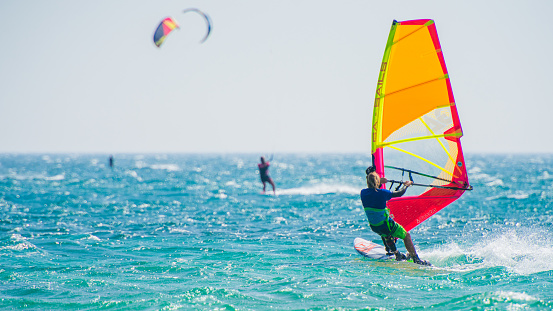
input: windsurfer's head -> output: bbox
[260,156,265,164]
[367,172,380,189]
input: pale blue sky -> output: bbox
[1,0,552,153]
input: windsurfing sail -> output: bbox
[153,17,180,47]
[371,19,472,232]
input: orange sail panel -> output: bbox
[371,19,471,231]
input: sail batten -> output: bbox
[382,74,449,98]
[371,19,471,232]
[376,132,463,149]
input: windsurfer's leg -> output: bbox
[387,220,408,260]
[268,178,276,194]
[384,236,406,261]
[383,236,397,253]
[381,236,392,254]
[403,233,430,265]
[262,181,267,193]
[403,232,417,257]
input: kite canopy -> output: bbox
[153,9,212,48]
[182,8,212,43]
[153,17,179,47]
[371,19,471,231]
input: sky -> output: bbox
[1,0,552,154]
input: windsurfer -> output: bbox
[258,156,276,195]
[361,170,430,265]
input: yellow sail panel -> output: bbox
[392,22,429,43]
[381,27,449,142]
[382,78,450,141]
[386,32,443,95]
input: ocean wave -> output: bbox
[150,164,181,172]
[427,291,546,309]
[44,173,65,181]
[486,191,531,201]
[469,167,504,187]
[125,170,143,182]
[3,172,66,181]
[537,171,552,180]
[1,235,37,252]
[276,184,360,196]
[428,228,553,275]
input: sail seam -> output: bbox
[386,145,453,177]
[377,132,461,148]
[381,75,448,98]
[392,23,428,45]
[418,117,456,165]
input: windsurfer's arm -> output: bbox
[391,181,413,197]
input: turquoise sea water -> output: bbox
[1,153,553,310]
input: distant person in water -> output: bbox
[109,155,114,168]
[258,156,276,194]
[361,169,430,266]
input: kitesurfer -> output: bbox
[361,169,430,266]
[258,156,276,195]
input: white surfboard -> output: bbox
[354,237,434,268]
[354,237,394,260]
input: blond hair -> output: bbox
[366,172,380,190]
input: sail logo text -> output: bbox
[372,62,387,144]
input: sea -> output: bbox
[1,153,552,310]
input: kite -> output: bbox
[182,8,212,43]
[153,17,179,48]
[153,9,212,47]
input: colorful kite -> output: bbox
[153,17,180,48]
[153,9,212,48]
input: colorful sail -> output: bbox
[371,19,472,232]
[153,17,180,48]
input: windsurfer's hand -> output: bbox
[404,181,413,187]
[380,177,388,184]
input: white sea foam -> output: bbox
[87,234,101,241]
[170,228,192,234]
[277,184,360,196]
[507,191,529,200]
[469,167,504,187]
[150,164,181,171]
[135,160,147,169]
[225,180,240,188]
[486,190,531,201]
[234,159,245,169]
[214,192,228,199]
[10,233,26,241]
[428,228,553,275]
[125,170,143,182]
[1,236,37,251]
[486,179,504,187]
[44,174,65,181]
[491,291,538,303]
[1,243,34,251]
[273,216,287,224]
[537,171,551,180]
